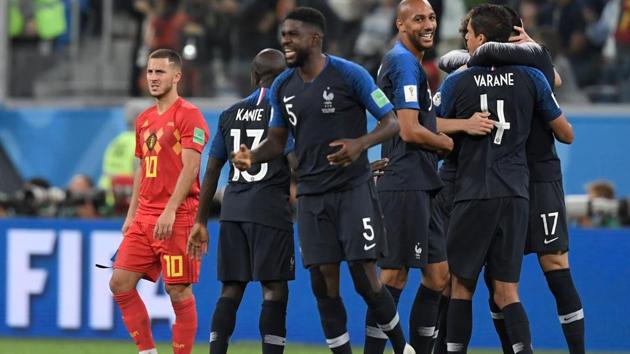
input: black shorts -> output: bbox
[217,222,295,282]
[428,181,455,264]
[297,180,387,268]
[525,180,569,255]
[377,190,430,269]
[447,197,528,283]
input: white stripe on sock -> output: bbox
[209,331,218,342]
[447,342,465,352]
[432,329,439,339]
[512,342,525,353]
[559,308,584,324]
[365,325,388,339]
[490,311,504,320]
[417,326,435,337]
[377,312,400,332]
[264,334,286,346]
[326,332,350,348]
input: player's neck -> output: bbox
[400,37,425,62]
[297,53,327,82]
[155,91,180,115]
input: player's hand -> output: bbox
[437,132,454,154]
[509,26,535,44]
[370,158,389,176]
[186,222,209,260]
[154,209,176,240]
[121,216,133,235]
[327,139,364,167]
[231,144,252,170]
[465,112,494,136]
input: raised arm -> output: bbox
[398,109,453,151]
[327,112,399,167]
[232,127,288,170]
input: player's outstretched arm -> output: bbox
[437,113,494,136]
[122,165,142,234]
[233,127,288,170]
[327,112,399,167]
[154,148,202,240]
[187,156,225,259]
[549,114,574,144]
[398,109,453,152]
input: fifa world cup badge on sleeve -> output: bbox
[193,127,205,145]
[371,88,390,108]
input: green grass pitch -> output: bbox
[4,338,627,354]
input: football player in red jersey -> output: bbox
[109,48,209,354]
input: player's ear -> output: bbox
[395,17,404,32]
[173,70,182,85]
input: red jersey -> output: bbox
[134,97,209,224]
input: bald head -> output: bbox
[251,48,287,88]
[397,0,433,22]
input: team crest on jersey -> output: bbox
[146,133,158,151]
[322,87,335,114]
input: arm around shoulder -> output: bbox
[549,114,574,144]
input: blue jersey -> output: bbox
[376,42,442,192]
[468,43,563,182]
[269,55,394,195]
[209,87,292,231]
[435,65,562,202]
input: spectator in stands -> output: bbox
[9,0,67,97]
[62,174,101,219]
[538,0,603,88]
[579,180,621,228]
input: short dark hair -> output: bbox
[285,7,326,34]
[148,48,182,68]
[468,4,513,43]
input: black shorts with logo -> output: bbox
[217,221,295,282]
[525,180,569,254]
[377,190,430,269]
[447,197,528,283]
[297,180,387,268]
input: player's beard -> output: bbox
[407,31,434,53]
[150,82,173,100]
[285,48,308,68]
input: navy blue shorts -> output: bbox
[525,180,569,255]
[217,221,295,282]
[377,190,430,269]
[297,181,387,267]
[447,197,528,283]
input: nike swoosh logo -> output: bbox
[563,314,577,321]
[544,237,559,244]
[283,95,295,103]
[364,243,376,251]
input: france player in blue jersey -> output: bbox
[364,2,454,354]
[434,5,572,353]
[187,49,295,354]
[464,23,583,354]
[232,7,415,354]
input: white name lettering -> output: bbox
[236,108,264,122]
[474,73,514,87]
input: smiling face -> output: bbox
[396,0,437,52]
[146,57,181,99]
[280,19,321,68]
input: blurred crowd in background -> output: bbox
[4,0,630,226]
[7,0,630,102]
